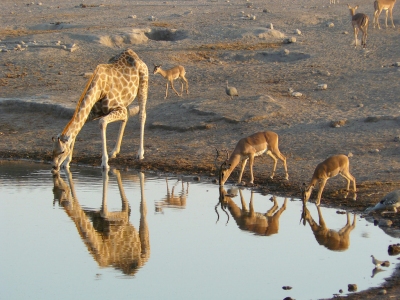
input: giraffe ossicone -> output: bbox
[52,49,148,173]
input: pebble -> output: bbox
[348,284,357,292]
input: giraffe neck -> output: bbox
[61,68,99,139]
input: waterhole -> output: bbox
[0,161,398,300]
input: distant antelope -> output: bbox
[216,131,288,186]
[347,4,369,48]
[373,0,396,28]
[153,64,189,99]
[302,154,357,206]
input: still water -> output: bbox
[0,161,399,300]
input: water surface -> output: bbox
[0,161,398,300]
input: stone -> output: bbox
[388,243,400,255]
[348,284,357,292]
[378,219,393,227]
[317,83,327,90]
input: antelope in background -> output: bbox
[52,169,150,275]
[302,154,357,206]
[373,0,397,28]
[218,187,288,236]
[155,177,189,213]
[347,4,369,48]
[216,131,289,186]
[153,64,189,99]
[300,203,356,251]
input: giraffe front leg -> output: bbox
[61,139,75,170]
[110,119,127,159]
[99,108,128,169]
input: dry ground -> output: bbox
[1,0,400,298]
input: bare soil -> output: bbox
[1,0,400,298]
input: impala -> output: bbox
[373,0,396,28]
[348,4,369,48]
[301,203,356,251]
[217,131,289,186]
[153,64,189,99]
[218,187,287,236]
[302,154,357,206]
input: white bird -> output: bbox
[371,255,384,267]
[365,190,400,214]
[226,81,238,100]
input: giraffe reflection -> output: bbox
[52,169,150,275]
[155,178,189,213]
[218,187,287,236]
[301,203,356,251]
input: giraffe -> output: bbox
[52,169,150,275]
[52,48,148,173]
[300,203,356,251]
[218,187,288,236]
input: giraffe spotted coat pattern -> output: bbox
[52,49,148,173]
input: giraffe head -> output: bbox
[51,135,71,174]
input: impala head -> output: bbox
[302,183,314,203]
[51,135,71,174]
[347,4,359,15]
[153,64,162,74]
[215,148,231,185]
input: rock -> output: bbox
[282,286,292,290]
[284,37,296,43]
[378,289,387,295]
[388,243,400,255]
[330,119,347,128]
[295,29,301,35]
[394,136,400,142]
[379,219,393,227]
[129,15,137,19]
[267,23,274,29]
[327,22,334,27]
[393,62,400,67]
[282,49,290,55]
[291,92,302,97]
[193,176,200,181]
[317,83,327,90]
[348,284,357,292]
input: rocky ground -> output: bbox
[1,0,400,298]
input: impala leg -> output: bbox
[390,8,395,27]
[239,189,249,211]
[182,75,189,94]
[165,82,169,99]
[248,155,255,184]
[353,26,359,47]
[238,158,248,184]
[385,9,389,28]
[316,178,327,206]
[170,80,182,97]
[266,150,278,179]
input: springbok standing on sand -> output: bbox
[373,0,397,28]
[216,131,288,186]
[347,4,369,48]
[153,64,189,99]
[302,154,357,206]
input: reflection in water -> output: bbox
[218,186,287,236]
[52,169,150,275]
[301,203,356,251]
[155,178,189,213]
